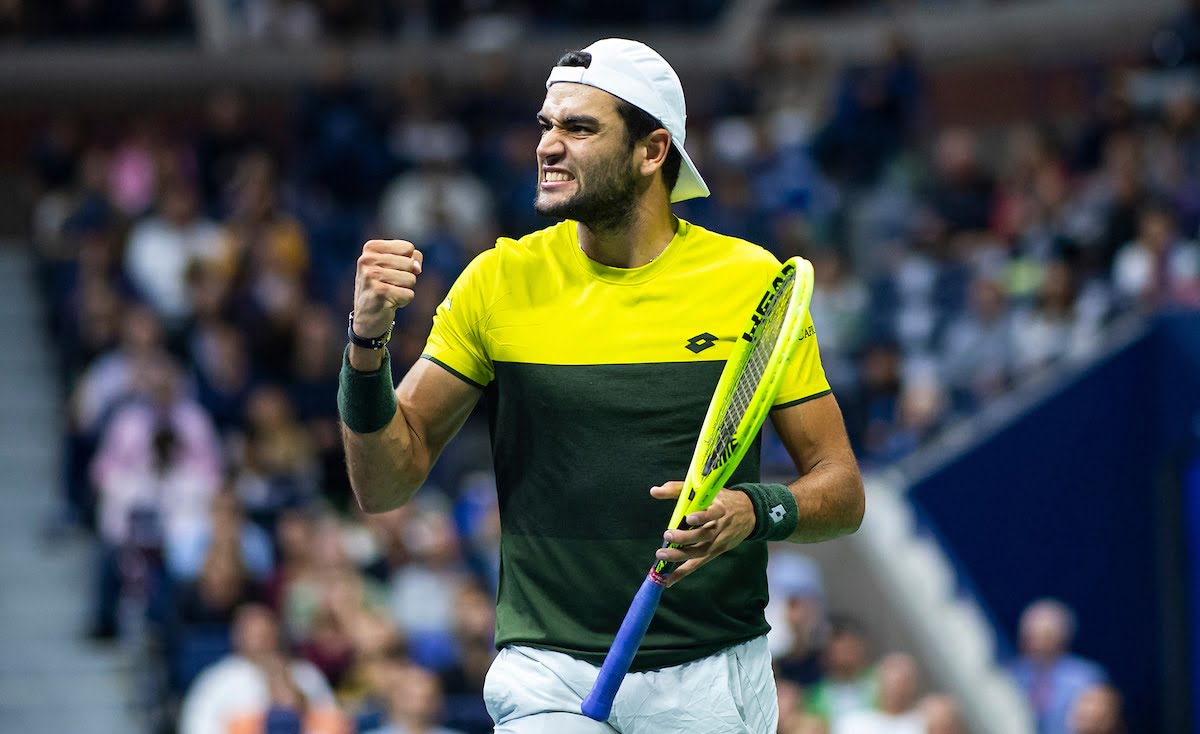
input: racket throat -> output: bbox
[703,435,740,475]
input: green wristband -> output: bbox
[731,482,798,541]
[337,346,398,434]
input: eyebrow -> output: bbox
[536,113,603,129]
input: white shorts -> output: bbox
[484,636,778,734]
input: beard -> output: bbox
[534,150,640,232]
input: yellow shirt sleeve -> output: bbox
[421,250,496,388]
[772,309,832,408]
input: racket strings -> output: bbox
[702,274,796,475]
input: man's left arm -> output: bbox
[651,393,864,584]
[769,393,864,542]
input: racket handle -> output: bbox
[581,571,667,721]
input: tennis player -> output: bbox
[338,38,864,734]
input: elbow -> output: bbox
[356,494,400,515]
[352,477,421,515]
[843,473,866,535]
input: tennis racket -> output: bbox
[580,256,816,722]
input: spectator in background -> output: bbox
[124,179,223,331]
[233,385,318,523]
[808,249,869,394]
[267,507,317,608]
[189,321,258,435]
[276,515,388,650]
[377,134,494,281]
[778,679,830,734]
[217,151,310,379]
[833,653,925,734]
[172,537,262,630]
[1011,259,1103,375]
[386,499,469,671]
[1008,598,1108,734]
[55,294,159,535]
[87,354,222,639]
[219,151,308,283]
[232,655,351,734]
[926,128,995,236]
[939,275,1013,409]
[849,340,902,457]
[807,615,877,725]
[1083,135,1148,272]
[991,124,1061,248]
[876,366,948,463]
[1142,86,1200,230]
[66,278,124,381]
[109,119,192,217]
[437,581,495,734]
[812,34,923,187]
[167,488,274,583]
[1069,684,1125,734]
[33,142,117,268]
[295,577,378,690]
[71,304,167,438]
[1112,201,1200,309]
[767,551,828,687]
[180,604,341,734]
[289,302,352,508]
[29,115,84,246]
[871,234,945,357]
[920,694,966,734]
[363,663,467,734]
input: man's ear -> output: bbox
[638,128,672,178]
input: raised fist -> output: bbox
[352,239,424,339]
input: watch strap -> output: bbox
[347,311,394,350]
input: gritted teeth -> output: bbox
[544,171,574,182]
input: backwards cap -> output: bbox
[546,38,710,203]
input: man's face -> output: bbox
[534,83,641,229]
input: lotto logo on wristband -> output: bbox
[769,504,787,523]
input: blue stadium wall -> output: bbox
[908,313,1200,734]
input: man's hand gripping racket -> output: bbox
[581,257,816,722]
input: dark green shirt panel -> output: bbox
[488,361,762,540]
[486,361,772,669]
[494,534,770,671]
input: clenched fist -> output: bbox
[349,239,424,370]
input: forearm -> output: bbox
[785,458,864,543]
[340,345,428,513]
[341,408,430,514]
[339,346,481,514]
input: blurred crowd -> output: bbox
[0,0,726,44]
[767,558,1123,734]
[21,9,1200,733]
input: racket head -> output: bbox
[664,256,816,532]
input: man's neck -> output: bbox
[577,200,677,269]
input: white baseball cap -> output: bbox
[546,38,710,203]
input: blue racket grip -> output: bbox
[581,571,667,721]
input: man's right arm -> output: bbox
[340,238,482,513]
[341,353,480,513]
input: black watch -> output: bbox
[347,311,395,350]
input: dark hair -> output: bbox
[555,50,683,194]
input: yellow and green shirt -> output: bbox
[423,217,830,671]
